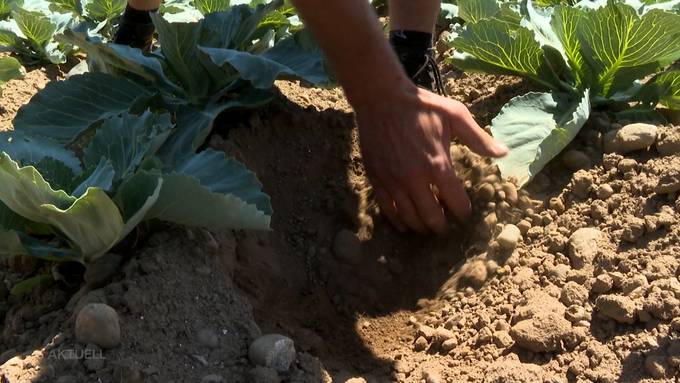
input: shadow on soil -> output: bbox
[220,91,471,378]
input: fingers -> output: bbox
[389,186,428,234]
[433,165,472,222]
[408,182,449,235]
[446,101,508,158]
[373,185,406,232]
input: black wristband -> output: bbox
[389,30,433,50]
[121,4,156,24]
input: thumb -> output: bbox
[445,100,508,158]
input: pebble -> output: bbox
[510,312,572,352]
[516,220,532,235]
[75,303,121,349]
[332,230,362,264]
[567,228,601,269]
[595,295,637,324]
[197,328,219,348]
[477,183,496,201]
[562,150,591,170]
[596,184,614,200]
[459,260,488,288]
[496,224,521,250]
[603,123,658,153]
[248,367,281,383]
[501,182,518,204]
[414,336,429,351]
[248,334,296,373]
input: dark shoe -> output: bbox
[394,47,447,95]
[113,20,155,51]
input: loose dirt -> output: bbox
[1,52,679,383]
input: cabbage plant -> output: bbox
[447,0,680,185]
[0,2,328,263]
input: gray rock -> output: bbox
[603,123,658,153]
[248,334,296,373]
[75,303,121,349]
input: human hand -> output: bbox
[355,86,508,235]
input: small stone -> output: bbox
[655,171,680,195]
[592,274,614,293]
[617,158,638,173]
[622,216,645,243]
[459,260,488,288]
[440,338,457,353]
[568,228,601,269]
[644,355,668,379]
[501,182,518,204]
[496,224,521,250]
[201,374,226,383]
[333,230,362,264]
[249,334,296,373]
[84,253,123,288]
[516,220,532,235]
[477,183,496,201]
[597,184,614,200]
[565,305,590,322]
[248,367,281,383]
[75,303,121,349]
[562,150,591,170]
[414,336,429,351]
[510,311,572,353]
[571,171,593,199]
[603,123,658,153]
[595,295,637,324]
[197,328,219,348]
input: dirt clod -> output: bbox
[604,123,658,153]
[510,311,572,353]
[496,224,521,250]
[595,295,637,324]
[568,228,601,269]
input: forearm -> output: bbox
[128,0,160,11]
[291,0,416,110]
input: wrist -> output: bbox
[345,72,419,115]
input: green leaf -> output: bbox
[13,72,153,144]
[83,111,173,182]
[0,131,80,172]
[0,56,24,95]
[552,5,586,85]
[148,171,270,230]
[48,0,82,15]
[10,274,52,296]
[458,0,500,23]
[71,158,115,197]
[636,70,680,109]
[0,230,27,257]
[84,0,125,21]
[200,29,329,89]
[450,19,568,91]
[11,8,56,45]
[577,4,680,96]
[491,89,591,186]
[0,200,29,231]
[174,148,271,214]
[194,0,230,15]
[114,169,163,238]
[0,153,124,260]
[33,156,77,192]
[157,91,272,165]
[0,0,23,18]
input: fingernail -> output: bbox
[494,142,509,156]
